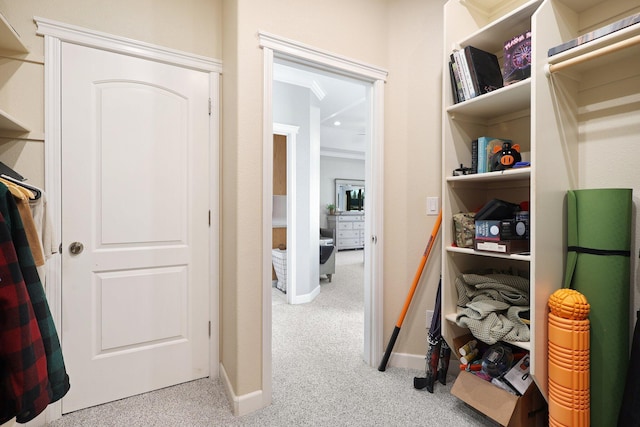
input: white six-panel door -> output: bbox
[60,42,211,413]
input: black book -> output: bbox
[464,46,504,95]
[448,61,461,104]
[471,139,478,174]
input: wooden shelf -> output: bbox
[446,167,530,185]
[0,108,30,133]
[445,245,531,261]
[0,12,29,54]
[457,0,542,53]
[446,78,531,120]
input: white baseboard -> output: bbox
[388,352,427,370]
[219,363,265,416]
[291,283,321,304]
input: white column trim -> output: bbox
[261,46,275,410]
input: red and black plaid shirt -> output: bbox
[0,209,52,423]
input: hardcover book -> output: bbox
[503,30,531,86]
[464,45,503,95]
[548,13,640,57]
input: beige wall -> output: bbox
[221,0,446,399]
[1,0,447,413]
[0,0,222,187]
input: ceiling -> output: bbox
[273,60,369,159]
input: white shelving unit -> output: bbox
[441,0,542,400]
[442,0,640,407]
[0,12,33,138]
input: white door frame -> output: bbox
[35,17,222,423]
[259,31,387,407]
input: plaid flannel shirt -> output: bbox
[0,209,52,423]
[0,184,70,422]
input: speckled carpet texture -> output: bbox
[48,250,496,426]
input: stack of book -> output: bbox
[448,46,503,104]
[471,136,512,174]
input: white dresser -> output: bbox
[327,214,365,250]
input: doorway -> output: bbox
[260,32,387,405]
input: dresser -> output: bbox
[327,214,365,250]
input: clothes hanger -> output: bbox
[0,174,41,200]
[0,161,25,181]
[0,177,35,200]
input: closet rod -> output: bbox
[545,33,640,75]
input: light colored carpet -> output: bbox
[49,250,496,426]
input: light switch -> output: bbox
[427,197,439,215]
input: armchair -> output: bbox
[320,228,336,282]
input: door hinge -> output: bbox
[208,98,212,116]
[208,210,211,226]
[208,321,211,337]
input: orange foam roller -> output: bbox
[548,289,590,427]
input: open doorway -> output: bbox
[272,59,368,304]
[260,32,388,406]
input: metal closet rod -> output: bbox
[545,33,640,76]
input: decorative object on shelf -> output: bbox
[452,164,472,176]
[489,141,521,171]
[503,30,532,86]
[564,188,632,427]
[548,12,640,57]
[475,136,512,173]
[326,203,336,215]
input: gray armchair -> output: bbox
[320,228,336,282]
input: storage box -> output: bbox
[475,239,529,254]
[271,249,287,292]
[475,220,501,241]
[451,370,545,426]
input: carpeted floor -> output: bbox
[48,250,496,426]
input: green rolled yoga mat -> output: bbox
[564,188,632,427]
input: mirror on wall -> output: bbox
[335,179,365,212]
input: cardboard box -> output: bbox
[451,370,545,426]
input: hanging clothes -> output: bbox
[0,208,52,423]
[0,182,70,423]
[29,190,57,287]
[0,178,46,269]
[0,175,56,286]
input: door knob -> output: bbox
[69,241,84,255]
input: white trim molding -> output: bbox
[35,17,222,73]
[258,31,388,83]
[260,31,387,412]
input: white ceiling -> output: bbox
[273,60,369,159]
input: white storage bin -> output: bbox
[271,249,287,292]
